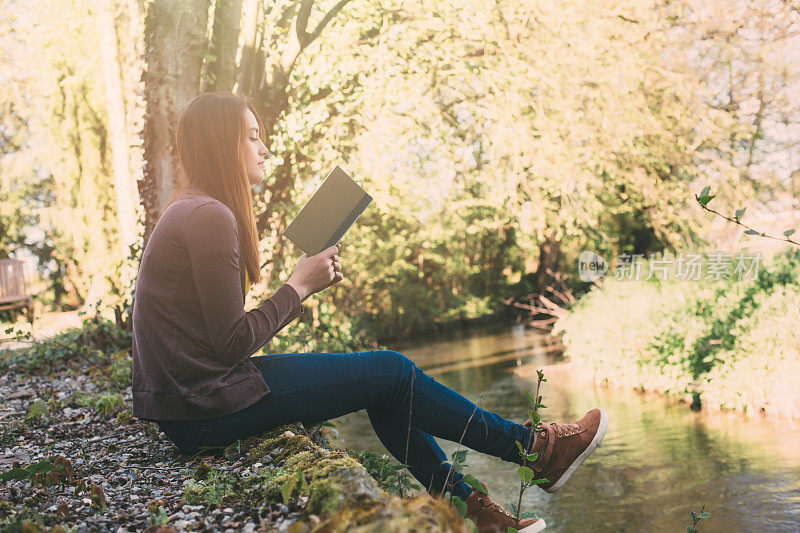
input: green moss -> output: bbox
[310,493,470,532]
[179,422,470,531]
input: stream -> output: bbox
[328,323,800,532]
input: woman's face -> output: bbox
[243,109,268,186]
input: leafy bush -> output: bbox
[555,248,800,417]
[1,313,132,375]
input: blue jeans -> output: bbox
[157,350,534,499]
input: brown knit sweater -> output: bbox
[131,189,305,421]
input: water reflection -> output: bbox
[330,324,800,532]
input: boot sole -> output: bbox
[544,407,610,493]
[519,519,547,532]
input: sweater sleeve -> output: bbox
[182,201,304,366]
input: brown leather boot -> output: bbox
[464,484,546,532]
[524,407,609,493]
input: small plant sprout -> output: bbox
[694,186,798,247]
[280,470,310,505]
[509,369,549,531]
[687,504,710,532]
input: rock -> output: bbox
[306,467,384,517]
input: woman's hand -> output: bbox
[287,243,343,301]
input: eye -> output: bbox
[250,137,259,142]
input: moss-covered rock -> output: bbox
[183,422,470,531]
[299,493,471,532]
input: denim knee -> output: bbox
[375,350,417,378]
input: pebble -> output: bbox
[0,369,342,532]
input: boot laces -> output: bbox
[547,420,581,437]
[476,495,513,518]
[487,500,513,518]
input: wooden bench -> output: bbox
[0,258,34,324]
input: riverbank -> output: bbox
[0,318,470,531]
[551,247,800,420]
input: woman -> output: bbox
[131,92,609,533]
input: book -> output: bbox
[281,165,373,256]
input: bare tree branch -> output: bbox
[308,0,350,43]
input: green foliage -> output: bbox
[347,450,422,496]
[1,313,132,379]
[695,188,798,245]
[0,459,52,482]
[687,504,711,532]
[66,391,126,418]
[451,495,467,517]
[26,399,50,422]
[0,423,23,447]
[92,393,126,417]
[148,504,169,528]
[462,474,486,495]
[441,447,471,500]
[265,298,383,354]
[510,371,548,529]
[182,468,239,506]
[281,470,309,505]
[556,248,800,417]
[0,507,49,533]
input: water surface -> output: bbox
[329,324,800,532]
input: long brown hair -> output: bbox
[161,92,265,285]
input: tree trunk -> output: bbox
[140,0,211,245]
[97,0,139,256]
[534,231,562,291]
[205,0,243,92]
[139,0,351,251]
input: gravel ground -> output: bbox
[0,367,311,532]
